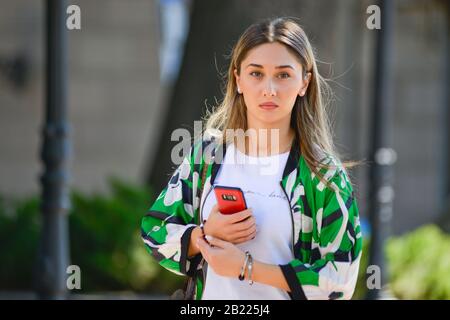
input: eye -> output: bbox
[278,72,290,79]
[250,71,262,77]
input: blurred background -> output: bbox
[0,0,448,300]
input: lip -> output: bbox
[259,102,279,109]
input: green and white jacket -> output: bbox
[141,136,362,300]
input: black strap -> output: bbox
[182,162,208,300]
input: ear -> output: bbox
[234,68,241,88]
[299,72,312,97]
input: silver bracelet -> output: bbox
[247,253,254,285]
[239,251,250,281]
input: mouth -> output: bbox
[259,102,279,110]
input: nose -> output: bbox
[263,80,276,97]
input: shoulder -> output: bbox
[300,148,353,197]
[188,131,223,167]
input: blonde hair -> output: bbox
[202,17,360,188]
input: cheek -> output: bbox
[269,84,297,106]
[283,82,302,95]
[241,80,259,95]
[282,85,302,104]
[240,85,259,106]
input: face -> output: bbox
[234,42,311,129]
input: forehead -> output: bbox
[241,42,302,69]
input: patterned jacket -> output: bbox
[141,136,362,300]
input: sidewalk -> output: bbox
[0,291,168,300]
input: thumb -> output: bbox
[210,204,220,216]
[196,236,210,250]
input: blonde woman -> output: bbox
[141,17,362,300]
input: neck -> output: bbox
[238,117,295,156]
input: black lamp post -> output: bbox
[366,0,396,300]
[35,0,71,300]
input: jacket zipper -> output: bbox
[200,184,213,226]
[280,180,295,255]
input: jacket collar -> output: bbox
[282,135,301,180]
[208,135,301,185]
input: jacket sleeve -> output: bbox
[280,164,363,300]
[140,142,203,277]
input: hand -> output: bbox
[204,204,257,244]
[196,236,246,278]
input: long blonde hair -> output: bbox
[203,17,360,187]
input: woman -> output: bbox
[141,17,362,300]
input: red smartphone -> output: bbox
[213,185,248,215]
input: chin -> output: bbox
[247,108,289,127]
[255,114,284,126]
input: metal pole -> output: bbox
[442,1,449,217]
[36,0,70,299]
[366,0,396,300]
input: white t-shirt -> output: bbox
[201,143,294,300]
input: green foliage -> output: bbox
[0,195,40,290]
[386,224,450,299]
[0,178,184,294]
[352,224,450,300]
[352,238,370,300]
[1,186,449,298]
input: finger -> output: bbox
[234,227,257,243]
[196,237,210,251]
[196,237,211,259]
[234,229,257,244]
[211,204,223,216]
[232,217,255,233]
[231,223,256,239]
[229,208,253,223]
[208,236,229,249]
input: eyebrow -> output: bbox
[245,63,295,70]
